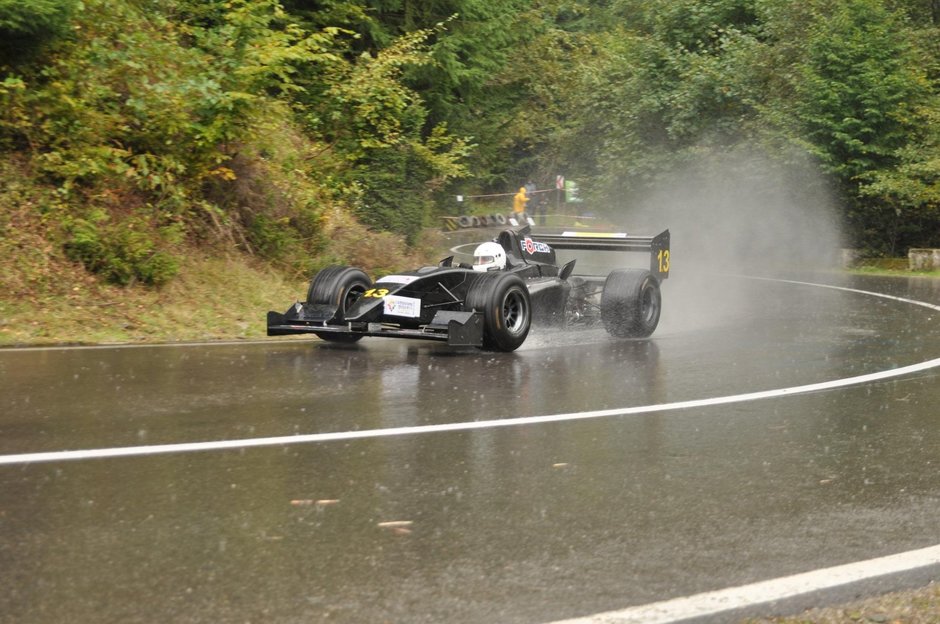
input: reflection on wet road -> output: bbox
[0,274,938,623]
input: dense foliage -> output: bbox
[556,0,940,253]
[1,0,938,289]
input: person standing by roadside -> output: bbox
[513,186,529,220]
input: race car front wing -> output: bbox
[266,305,484,347]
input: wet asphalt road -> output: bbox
[0,273,938,624]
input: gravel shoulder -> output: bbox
[743,582,940,623]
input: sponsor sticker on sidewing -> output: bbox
[383,295,421,318]
[521,237,551,255]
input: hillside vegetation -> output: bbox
[1,0,939,344]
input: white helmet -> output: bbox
[472,241,507,272]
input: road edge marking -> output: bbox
[546,544,940,623]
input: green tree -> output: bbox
[0,0,79,62]
[283,0,537,197]
[315,27,472,239]
[860,102,940,249]
[792,0,932,251]
[557,0,765,204]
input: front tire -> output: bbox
[465,273,531,352]
[306,266,371,343]
[600,269,661,338]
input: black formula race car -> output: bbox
[267,227,670,352]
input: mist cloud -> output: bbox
[605,145,844,332]
[613,145,843,273]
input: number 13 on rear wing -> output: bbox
[652,230,670,278]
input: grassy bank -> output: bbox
[0,252,305,346]
[0,200,449,346]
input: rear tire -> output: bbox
[465,273,531,352]
[306,266,371,343]
[600,269,661,338]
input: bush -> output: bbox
[64,211,180,286]
[246,214,300,260]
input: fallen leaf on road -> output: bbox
[377,520,413,528]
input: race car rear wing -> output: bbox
[535,229,671,280]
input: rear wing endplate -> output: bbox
[536,229,670,280]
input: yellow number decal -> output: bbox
[657,249,670,273]
[363,288,389,298]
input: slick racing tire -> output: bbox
[306,266,371,343]
[600,269,661,338]
[465,272,531,352]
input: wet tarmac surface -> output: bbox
[1,273,938,623]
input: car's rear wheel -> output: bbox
[465,272,531,352]
[306,266,371,343]
[600,269,661,338]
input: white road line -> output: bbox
[0,355,937,466]
[547,544,940,624]
[735,276,940,312]
[0,278,937,467]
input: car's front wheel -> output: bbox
[306,266,371,343]
[465,272,531,352]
